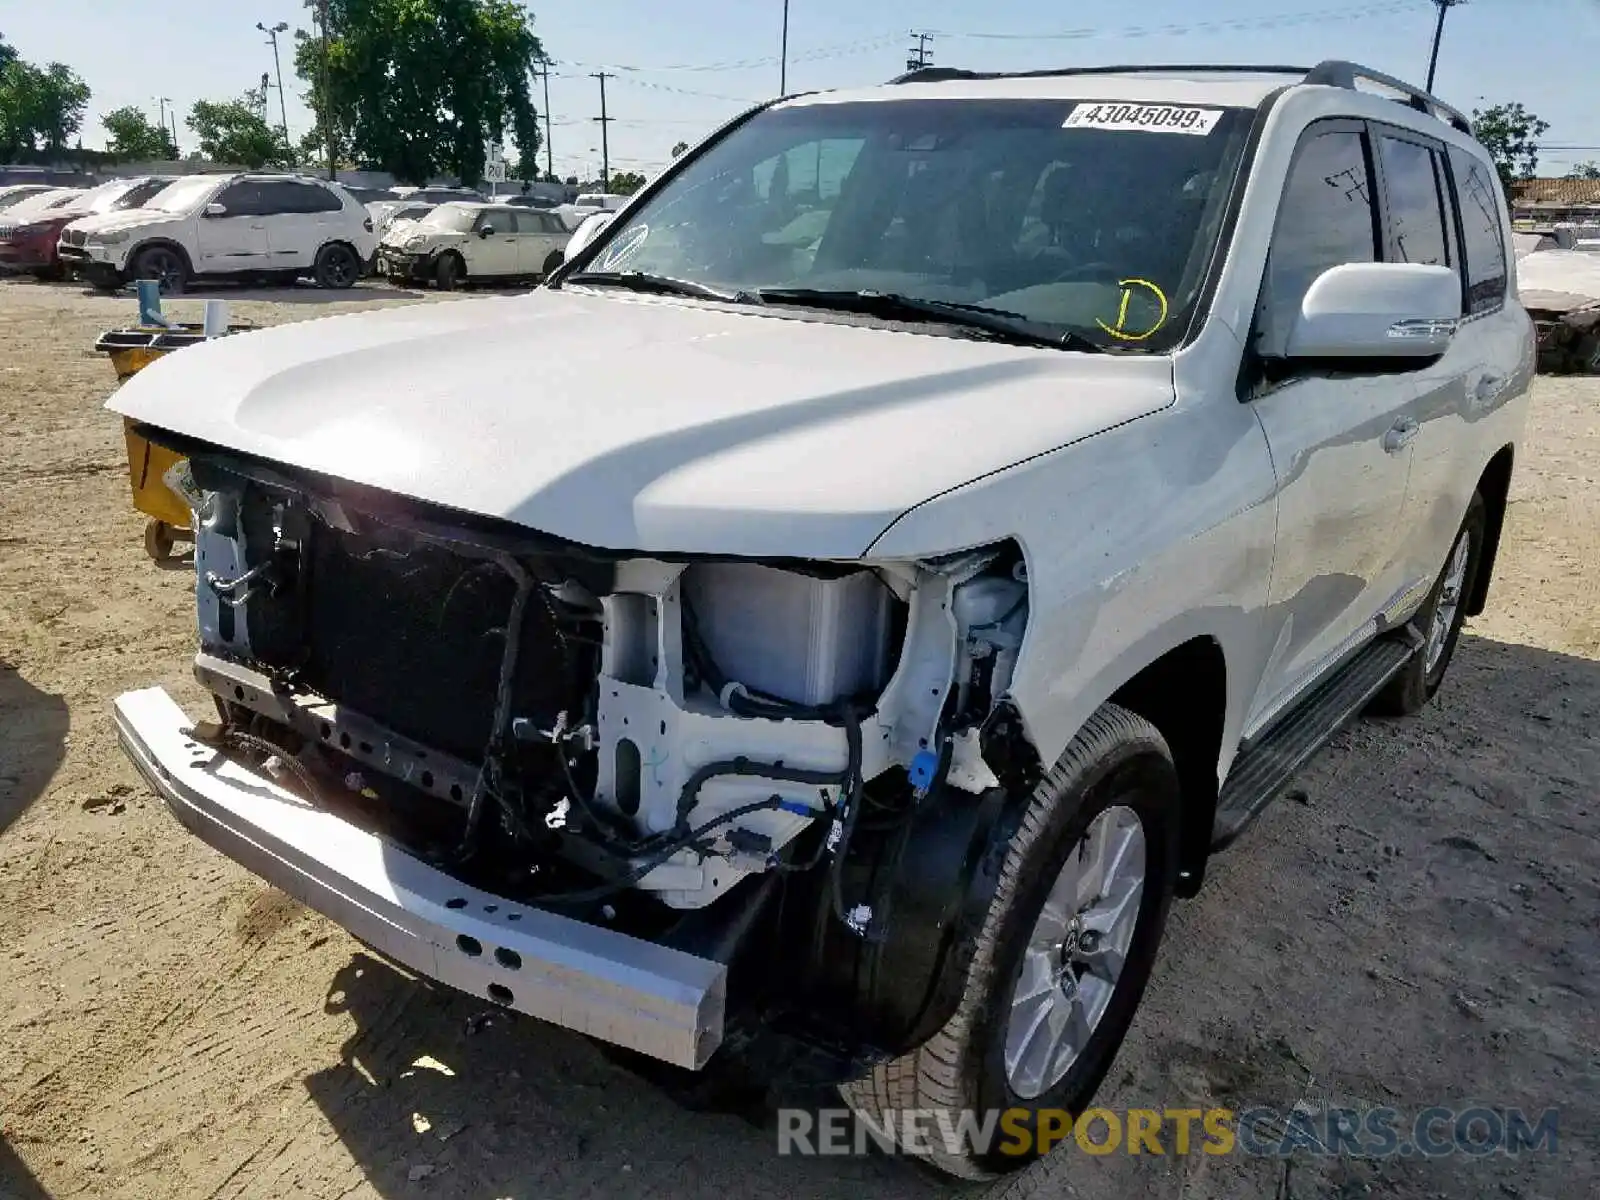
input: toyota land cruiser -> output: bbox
[109,61,1532,1179]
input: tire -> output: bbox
[435,252,464,291]
[541,249,564,277]
[1369,491,1487,716]
[1573,330,1600,375]
[131,245,187,294]
[313,242,360,289]
[841,704,1181,1179]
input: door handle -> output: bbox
[1382,417,1419,455]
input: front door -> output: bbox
[195,181,269,271]
[464,209,518,277]
[1246,122,1417,733]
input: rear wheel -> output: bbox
[435,252,464,291]
[314,243,360,289]
[1369,491,1487,716]
[132,245,187,294]
[541,249,564,278]
[841,704,1181,1179]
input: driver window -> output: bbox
[749,138,864,248]
[1263,129,1378,341]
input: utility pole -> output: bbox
[592,71,613,192]
[257,21,292,153]
[1425,0,1464,93]
[906,31,934,73]
[312,0,337,179]
[779,0,790,96]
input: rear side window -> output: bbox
[1266,128,1378,330]
[1449,146,1509,314]
[1376,135,1450,268]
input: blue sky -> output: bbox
[2,0,1596,180]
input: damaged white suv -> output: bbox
[111,61,1531,1179]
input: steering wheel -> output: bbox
[1048,261,1125,284]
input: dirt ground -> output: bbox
[0,277,1595,1200]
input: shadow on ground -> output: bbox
[0,1138,52,1199]
[290,630,1595,1199]
[0,660,68,837]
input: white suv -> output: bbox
[109,62,1531,1180]
[62,172,377,293]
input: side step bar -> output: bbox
[1212,631,1421,849]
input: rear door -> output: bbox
[1390,141,1521,602]
[262,180,344,270]
[517,210,567,274]
[1245,121,1418,732]
[194,181,269,271]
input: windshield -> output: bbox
[575,98,1251,351]
[61,178,159,216]
[5,190,81,219]
[142,176,224,215]
[416,204,477,233]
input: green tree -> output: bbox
[102,105,177,160]
[0,52,90,160]
[188,88,293,168]
[608,170,647,196]
[670,140,688,158]
[1565,161,1600,181]
[1471,103,1550,195]
[294,0,543,186]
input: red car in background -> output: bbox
[0,177,173,279]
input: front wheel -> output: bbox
[1369,491,1486,716]
[434,252,464,291]
[841,704,1181,1179]
[131,245,187,294]
[313,243,360,289]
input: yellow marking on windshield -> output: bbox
[1096,278,1170,342]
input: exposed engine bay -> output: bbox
[176,444,1033,944]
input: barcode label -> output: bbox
[1064,103,1224,136]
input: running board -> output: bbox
[1212,631,1421,849]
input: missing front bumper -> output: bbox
[112,685,727,1069]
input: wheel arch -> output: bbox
[1465,444,1515,618]
[127,237,194,275]
[1105,636,1228,899]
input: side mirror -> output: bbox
[565,211,615,259]
[1282,263,1462,361]
[203,202,227,217]
[478,225,494,238]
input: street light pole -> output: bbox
[1425,0,1464,94]
[257,21,292,154]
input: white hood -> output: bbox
[70,208,185,235]
[107,288,1175,558]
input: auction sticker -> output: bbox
[1064,102,1223,136]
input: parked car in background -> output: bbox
[378,200,567,288]
[0,189,86,275]
[505,194,559,209]
[0,176,174,280]
[393,185,485,204]
[61,172,377,293]
[0,183,57,211]
[553,192,629,231]
[339,185,400,205]
[367,199,436,237]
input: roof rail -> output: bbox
[1299,60,1472,133]
[887,59,1475,135]
[889,64,1313,86]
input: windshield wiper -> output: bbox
[754,288,1104,353]
[564,270,752,304]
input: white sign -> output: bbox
[484,161,508,183]
[486,140,504,166]
[1063,103,1223,136]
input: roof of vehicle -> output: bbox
[780,60,1473,136]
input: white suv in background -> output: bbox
[61,173,377,293]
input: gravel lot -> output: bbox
[1,277,1595,1200]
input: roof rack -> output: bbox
[889,59,1474,135]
